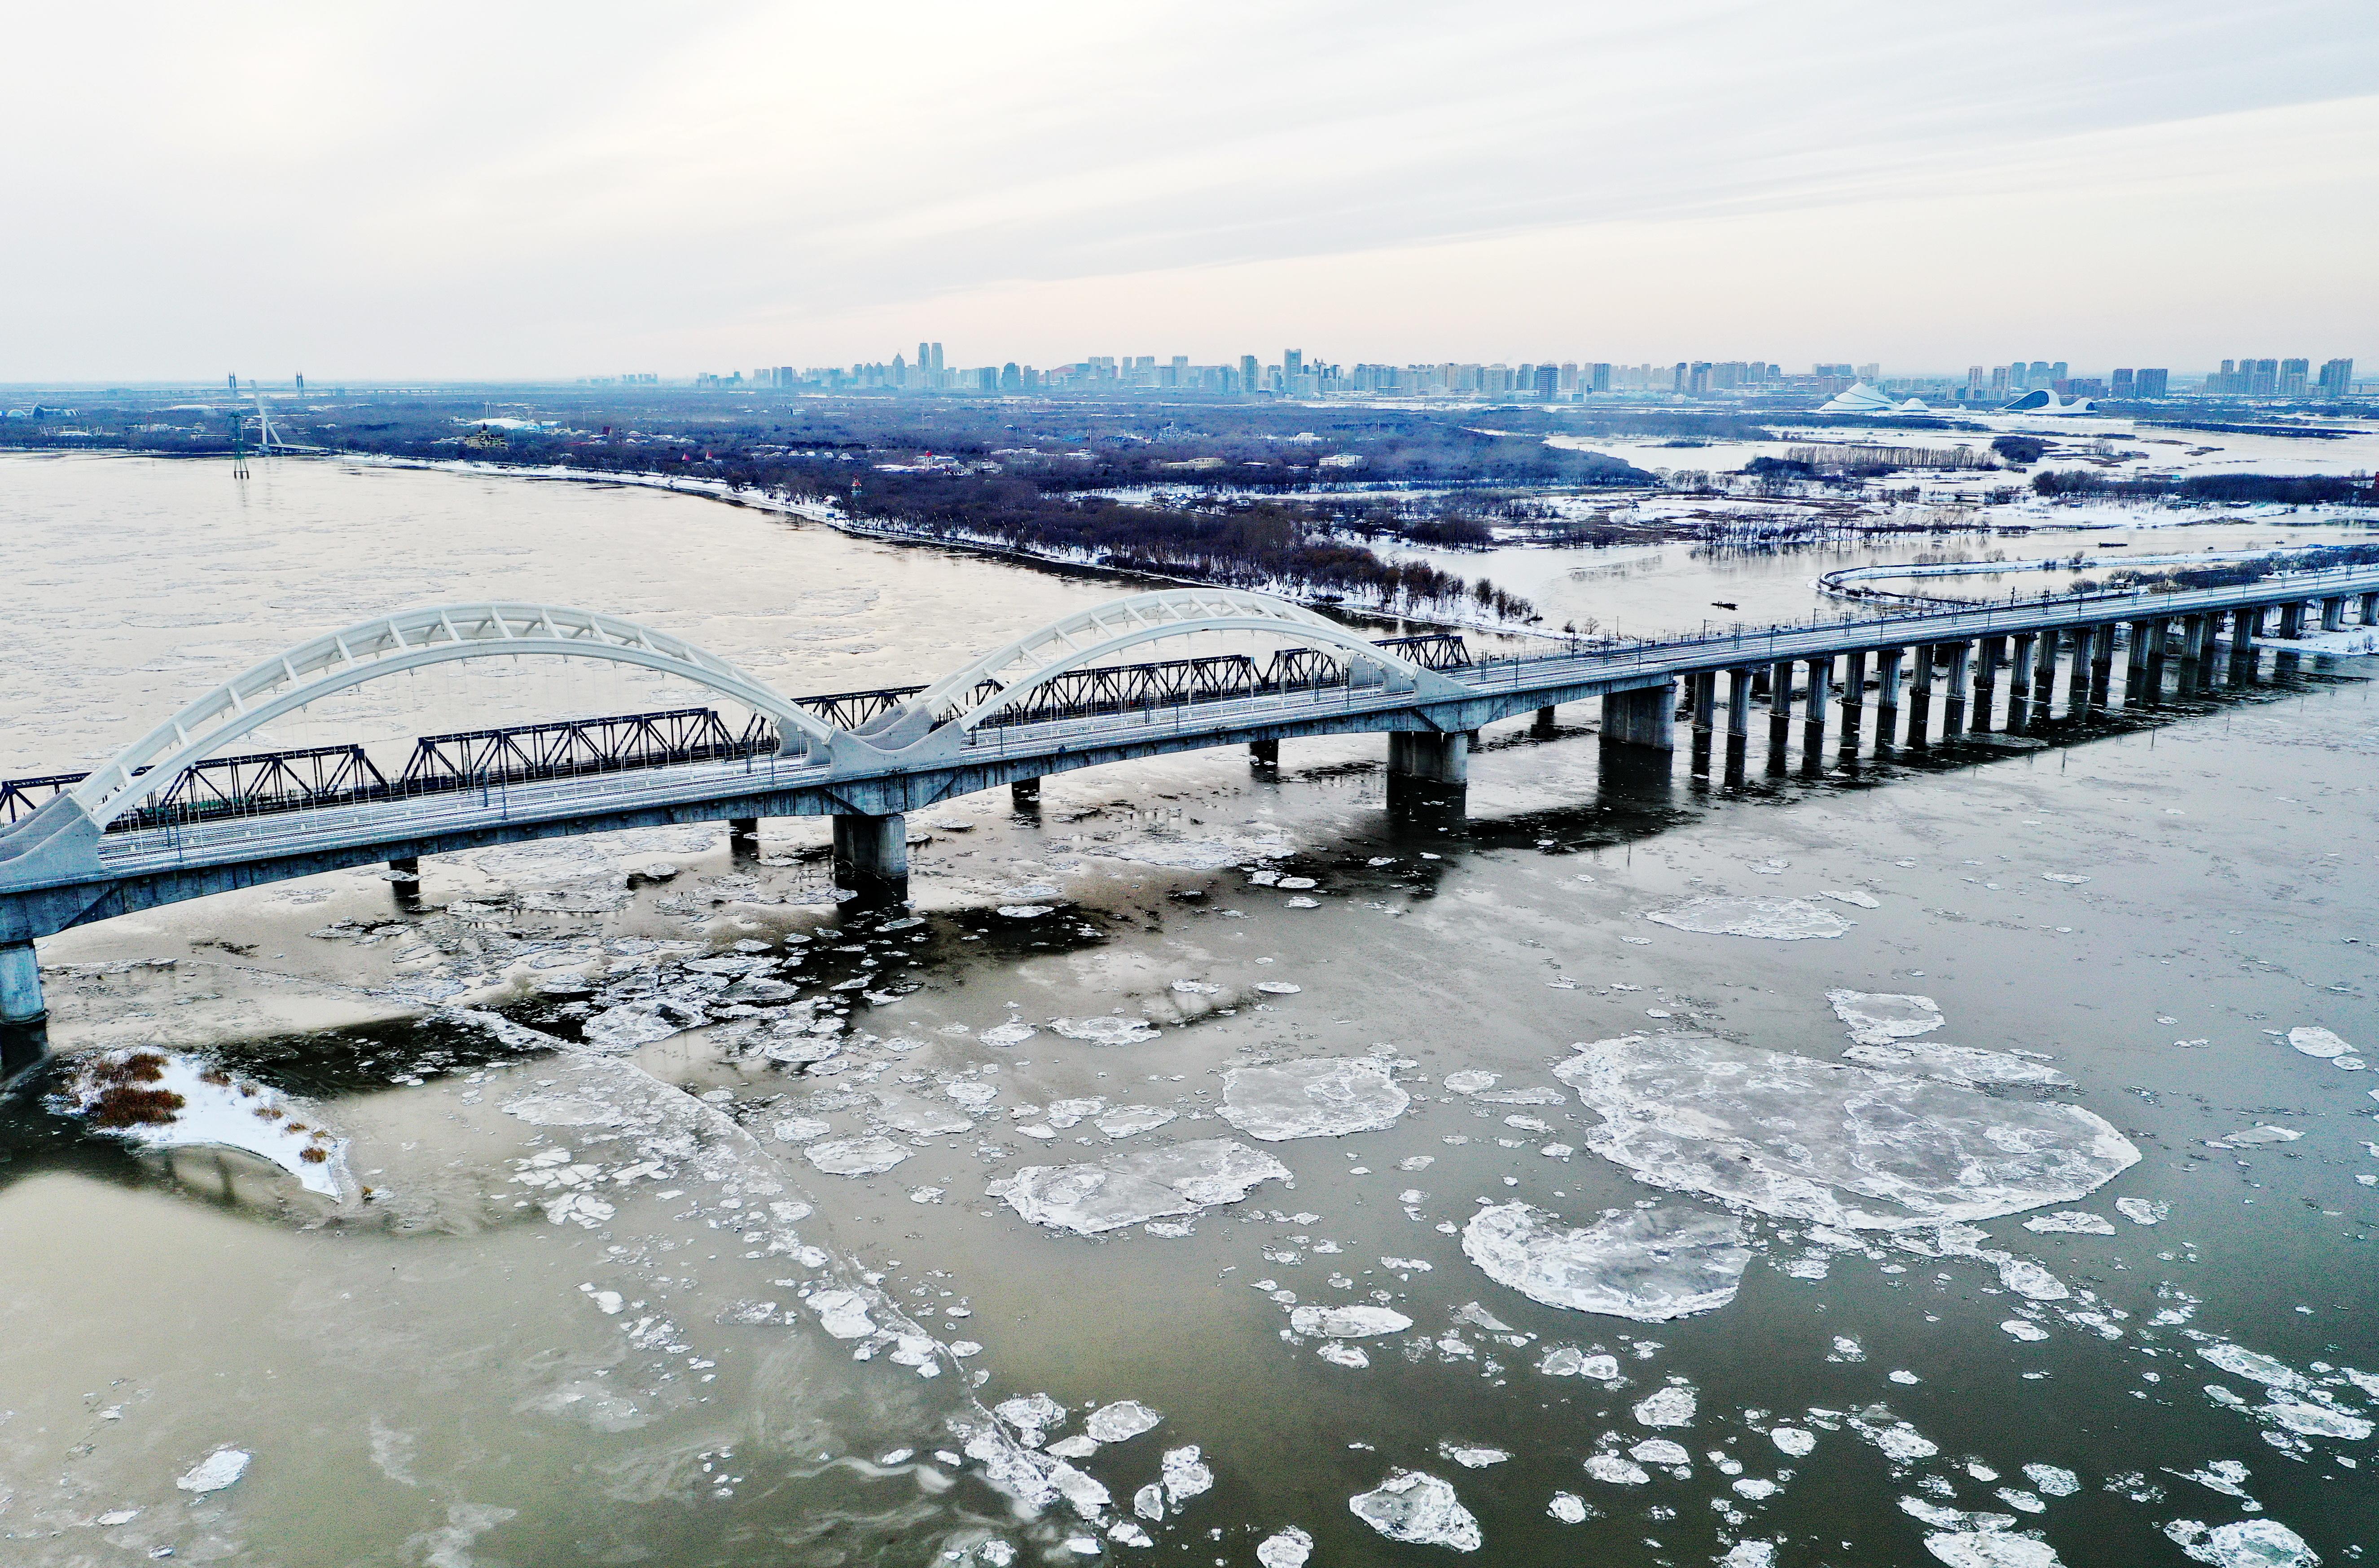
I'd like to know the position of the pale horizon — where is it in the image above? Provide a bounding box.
[4,0,2374,382]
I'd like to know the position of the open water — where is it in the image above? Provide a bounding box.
[2,453,2373,1568]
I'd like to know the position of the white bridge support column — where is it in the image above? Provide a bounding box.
[832,813,908,891]
[1724,669,1754,784]
[1874,647,1904,747]
[0,941,44,1025]
[1600,684,1676,752]
[1943,642,1972,736]
[1388,731,1469,784]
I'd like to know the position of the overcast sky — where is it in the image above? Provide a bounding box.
[4,1,2372,381]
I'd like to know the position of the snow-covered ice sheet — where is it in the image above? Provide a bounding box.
[1348,1470,1482,1550]
[56,1050,354,1199]
[1645,897,1851,940]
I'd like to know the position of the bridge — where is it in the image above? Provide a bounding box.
[4,571,2377,1059]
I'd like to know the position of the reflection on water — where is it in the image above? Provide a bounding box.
[1,454,2374,1566]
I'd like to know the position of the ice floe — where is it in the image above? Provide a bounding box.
[1822,889,1883,908]
[2023,1211,2115,1236]
[1086,1401,1163,1443]
[1290,1304,1413,1337]
[1219,1057,1409,1141]
[1582,1452,1650,1485]
[1348,1470,1482,1550]
[805,1136,913,1177]
[1554,1032,2139,1230]
[1461,1202,1750,1321]
[175,1448,251,1494]
[1255,1526,1314,1568]
[1828,990,1945,1045]
[1771,1427,1816,1457]
[1998,1260,2071,1302]
[1437,1442,1510,1468]
[1644,897,1851,940]
[1050,1016,1160,1046]
[2208,1126,2300,1149]
[1162,1445,1213,1505]
[1095,1105,1176,1137]
[1923,1532,2063,1568]
[990,1138,1289,1234]
[1632,1384,1698,1427]
[55,1050,353,1199]
[2164,1519,2318,1568]
[1547,1493,1590,1523]
[980,1022,1037,1048]
[2287,1026,2354,1059]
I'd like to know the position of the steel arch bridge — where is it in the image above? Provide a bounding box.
[4,567,2379,1038]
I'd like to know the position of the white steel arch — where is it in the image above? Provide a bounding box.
[68,604,837,829]
[902,589,1448,733]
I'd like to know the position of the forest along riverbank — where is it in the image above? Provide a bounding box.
[0,452,2372,1568]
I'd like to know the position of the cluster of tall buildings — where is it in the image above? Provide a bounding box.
[678,345,2360,402]
[2199,357,2354,397]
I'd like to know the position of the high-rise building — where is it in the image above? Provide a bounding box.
[2135,369,2168,397]
[1990,365,2011,395]
[2318,358,2354,396]
[1588,363,1612,392]
[1856,362,1879,383]
[1283,349,1303,384]
[1532,364,1559,399]
[2111,369,2134,397]
[2278,357,2309,397]
[1241,354,1260,394]
[2247,358,2278,396]
[2028,360,2052,387]
[1001,362,1021,391]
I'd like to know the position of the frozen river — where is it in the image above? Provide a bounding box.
[1,453,2373,1567]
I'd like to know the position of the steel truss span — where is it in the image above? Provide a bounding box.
[3,571,2377,967]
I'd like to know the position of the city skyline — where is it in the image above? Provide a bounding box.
[3,2,2375,380]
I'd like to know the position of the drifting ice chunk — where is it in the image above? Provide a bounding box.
[980,1022,1037,1048]
[2001,1320,2050,1342]
[2287,1027,2354,1059]
[993,1139,1289,1234]
[1290,1304,1413,1338]
[1828,990,1945,1045]
[771,1116,832,1144]
[1162,1445,1214,1505]
[1255,982,1303,996]
[2023,1211,2115,1236]
[1923,1533,2064,1568]
[2116,1198,2168,1226]
[807,1290,877,1339]
[1086,1401,1163,1443]
[2023,1465,2080,1498]
[1844,1043,2073,1088]
[1348,1470,1482,1551]
[2164,1519,2318,1568]
[1632,1385,1697,1428]
[1051,1016,1161,1046]
[1220,1058,1410,1140]
[1095,1105,1176,1137]
[1771,1427,1816,1457]
[876,1094,972,1136]
[2210,1126,2299,1148]
[1548,1493,1590,1523]
[1822,889,1883,908]
[1462,1202,1750,1321]
[1438,1443,1510,1468]
[995,1393,1066,1445]
[175,1448,251,1494]
[1553,1032,2139,1230]
[1255,1526,1314,1568]
[2259,1401,2372,1440]
[1583,1453,1650,1485]
[1629,1438,1689,1466]
[805,1136,913,1177]
[1998,1260,2070,1301]
[1644,897,1850,940]
[1444,1071,1499,1094]
[581,1002,699,1050]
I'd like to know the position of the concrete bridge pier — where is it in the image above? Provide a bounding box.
[2141,620,2168,702]
[1906,645,1934,748]
[1601,685,1675,752]
[1801,656,1830,773]
[1,941,45,1027]
[2124,620,2154,703]
[1532,705,1558,737]
[728,817,761,853]
[1838,650,1867,759]
[1766,661,1792,773]
[1725,669,1753,785]
[1689,672,1717,778]
[832,812,909,894]
[2360,590,2378,625]
[2031,628,2059,725]
[2087,625,2116,712]
[1388,731,1469,815]
[1943,641,1971,735]
[1248,739,1280,766]
[2007,633,2034,731]
[2226,610,2260,683]
[1973,637,2003,733]
[2276,602,2304,639]
[2322,596,2347,632]
[2066,628,2094,715]
[1010,776,1042,809]
[1874,647,1904,749]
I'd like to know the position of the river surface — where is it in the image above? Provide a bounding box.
[2,453,2375,1568]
